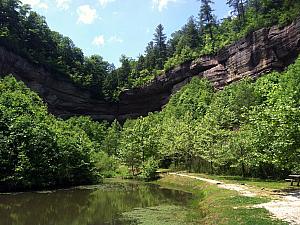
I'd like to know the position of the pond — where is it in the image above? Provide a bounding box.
[0,180,194,225]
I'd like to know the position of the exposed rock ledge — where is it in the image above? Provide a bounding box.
[0,19,300,121]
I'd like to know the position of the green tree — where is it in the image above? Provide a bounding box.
[119,120,143,176]
[117,55,132,88]
[82,55,110,94]
[176,16,202,52]
[67,116,108,151]
[102,120,121,156]
[144,41,157,70]
[199,0,217,49]
[164,77,214,120]
[153,24,167,69]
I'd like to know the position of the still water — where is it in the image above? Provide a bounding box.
[0,181,192,225]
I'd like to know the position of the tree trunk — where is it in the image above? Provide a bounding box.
[240,147,245,177]
[131,165,135,177]
[209,25,214,50]
[241,162,245,178]
[239,0,245,21]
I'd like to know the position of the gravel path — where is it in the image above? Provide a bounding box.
[169,173,256,197]
[169,172,300,225]
[255,191,300,225]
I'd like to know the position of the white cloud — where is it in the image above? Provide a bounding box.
[21,0,39,5]
[77,5,98,24]
[93,35,105,47]
[99,0,115,8]
[108,35,123,43]
[56,0,71,10]
[38,2,48,9]
[92,35,123,47]
[152,0,177,12]
[21,0,48,9]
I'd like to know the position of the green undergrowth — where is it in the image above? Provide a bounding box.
[122,205,200,225]
[151,175,288,225]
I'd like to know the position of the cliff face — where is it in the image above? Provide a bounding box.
[118,19,300,120]
[1,19,300,121]
[0,49,117,120]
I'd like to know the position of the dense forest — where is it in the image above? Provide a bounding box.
[1,0,300,101]
[1,0,300,190]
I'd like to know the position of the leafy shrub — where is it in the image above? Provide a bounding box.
[115,165,131,179]
[140,158,159,181]
[164,47,198,71]
[93,151,118,178]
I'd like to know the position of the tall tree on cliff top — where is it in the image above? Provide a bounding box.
[227,0,246,25]
[199,0,216,49]
[249,0,260,14]
[182,16,202,50]
[153,24,167,69]
[144,41,157,70]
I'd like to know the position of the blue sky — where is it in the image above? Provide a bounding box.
[21,0,229,66]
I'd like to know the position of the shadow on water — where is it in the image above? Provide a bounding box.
[0,182,192,225]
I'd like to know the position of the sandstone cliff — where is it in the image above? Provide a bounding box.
[0,18,300,121]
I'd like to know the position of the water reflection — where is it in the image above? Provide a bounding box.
[0,181,191,225]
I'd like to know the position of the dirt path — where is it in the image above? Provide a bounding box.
[169,172,300,225]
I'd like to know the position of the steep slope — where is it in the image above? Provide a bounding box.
[0,18,300,121]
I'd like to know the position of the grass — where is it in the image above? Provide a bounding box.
[152,174,288,225]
